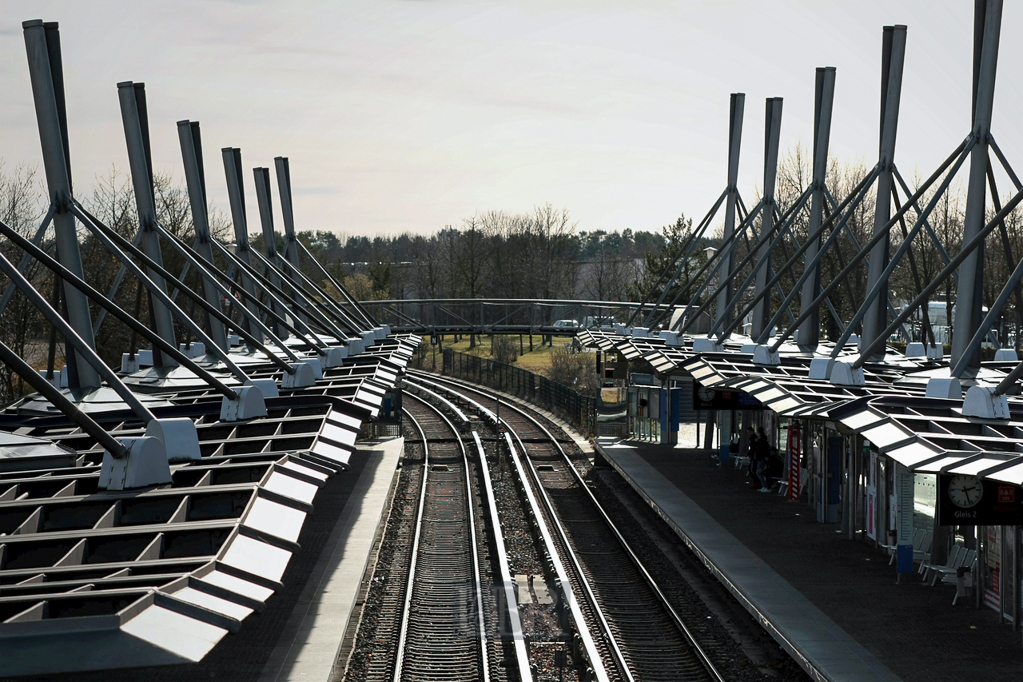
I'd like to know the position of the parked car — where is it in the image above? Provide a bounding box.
[583,316,616,329]
[553,319,579,329]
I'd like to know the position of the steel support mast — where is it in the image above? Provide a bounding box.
[952,0,1002,375]
[713,93,744,333]
[118,81,178,365]
[275,156,309,325]
[179,120,229,352]
[750,97,783,341]
[795,67,836,350]
[222,147,262,342]
[254,167,289,339]
[860,25,906,361]
[23,20,101,388]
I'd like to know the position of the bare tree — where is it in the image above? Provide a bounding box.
[411,234,447,300]
[448,215,490,299]
[0,161,47,404]
[582,247,637,302]
[523,203,578,299]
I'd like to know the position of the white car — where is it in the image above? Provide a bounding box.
[553,319,579,329]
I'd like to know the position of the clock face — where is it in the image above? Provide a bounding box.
[948,475,984,509]
[697,386,715,402]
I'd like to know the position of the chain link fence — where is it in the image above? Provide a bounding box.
[425,348,596,436]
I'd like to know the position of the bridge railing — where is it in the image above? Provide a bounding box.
[433,348,596,436]
[360,298,645,335]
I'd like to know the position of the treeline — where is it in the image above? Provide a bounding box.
[280,205,675,304]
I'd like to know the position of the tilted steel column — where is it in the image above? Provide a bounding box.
[713,93,744,332]
[254,167,289,339]
[22,20,100,389]
[274,156,309,324]
[274,157,302,272]
[860,26,906,361]
[118,82,177,365]
[178,121,228,351]
[952,0,1002,374]
[795,67,836,349]
[223,148,261,340]
[750,97,783,341]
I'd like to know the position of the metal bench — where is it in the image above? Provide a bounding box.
[919,544,965,584]
[882,528,929,565]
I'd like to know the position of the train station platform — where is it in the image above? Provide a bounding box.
[595,438,1023,682]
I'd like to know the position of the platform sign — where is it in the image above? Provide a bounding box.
[787,423,801,500]
[896,467,915,574]
[936,475,1023,526]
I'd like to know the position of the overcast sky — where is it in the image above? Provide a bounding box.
[3,1,1022,239]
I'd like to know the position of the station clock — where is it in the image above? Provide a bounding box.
[947,474,984,509]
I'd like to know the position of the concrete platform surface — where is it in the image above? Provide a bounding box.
[259,437,403,681]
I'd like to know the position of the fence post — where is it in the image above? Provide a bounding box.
[444,349,600,434]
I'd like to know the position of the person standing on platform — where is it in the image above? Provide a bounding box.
[755,426,771,492]
[745,426,759,489]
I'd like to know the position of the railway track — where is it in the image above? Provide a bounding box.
[347,391,498,682]
[406,371,726,682]
[393,394,491,681]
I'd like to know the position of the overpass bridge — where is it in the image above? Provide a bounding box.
[359,298,657,336]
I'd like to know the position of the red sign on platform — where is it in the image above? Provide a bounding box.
[787,424,801,501]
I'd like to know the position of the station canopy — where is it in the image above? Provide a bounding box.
[579,329,1023,482]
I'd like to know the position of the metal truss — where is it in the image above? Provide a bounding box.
[0,19,417,677]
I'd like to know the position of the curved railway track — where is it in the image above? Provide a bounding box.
[395,394,491,682]
[351,391,496,682]
[406,370,726,682]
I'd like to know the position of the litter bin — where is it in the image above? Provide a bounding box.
[719,442,730,465]
[956,566,973,602]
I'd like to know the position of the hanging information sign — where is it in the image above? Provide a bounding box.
[936,475,1023,526]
